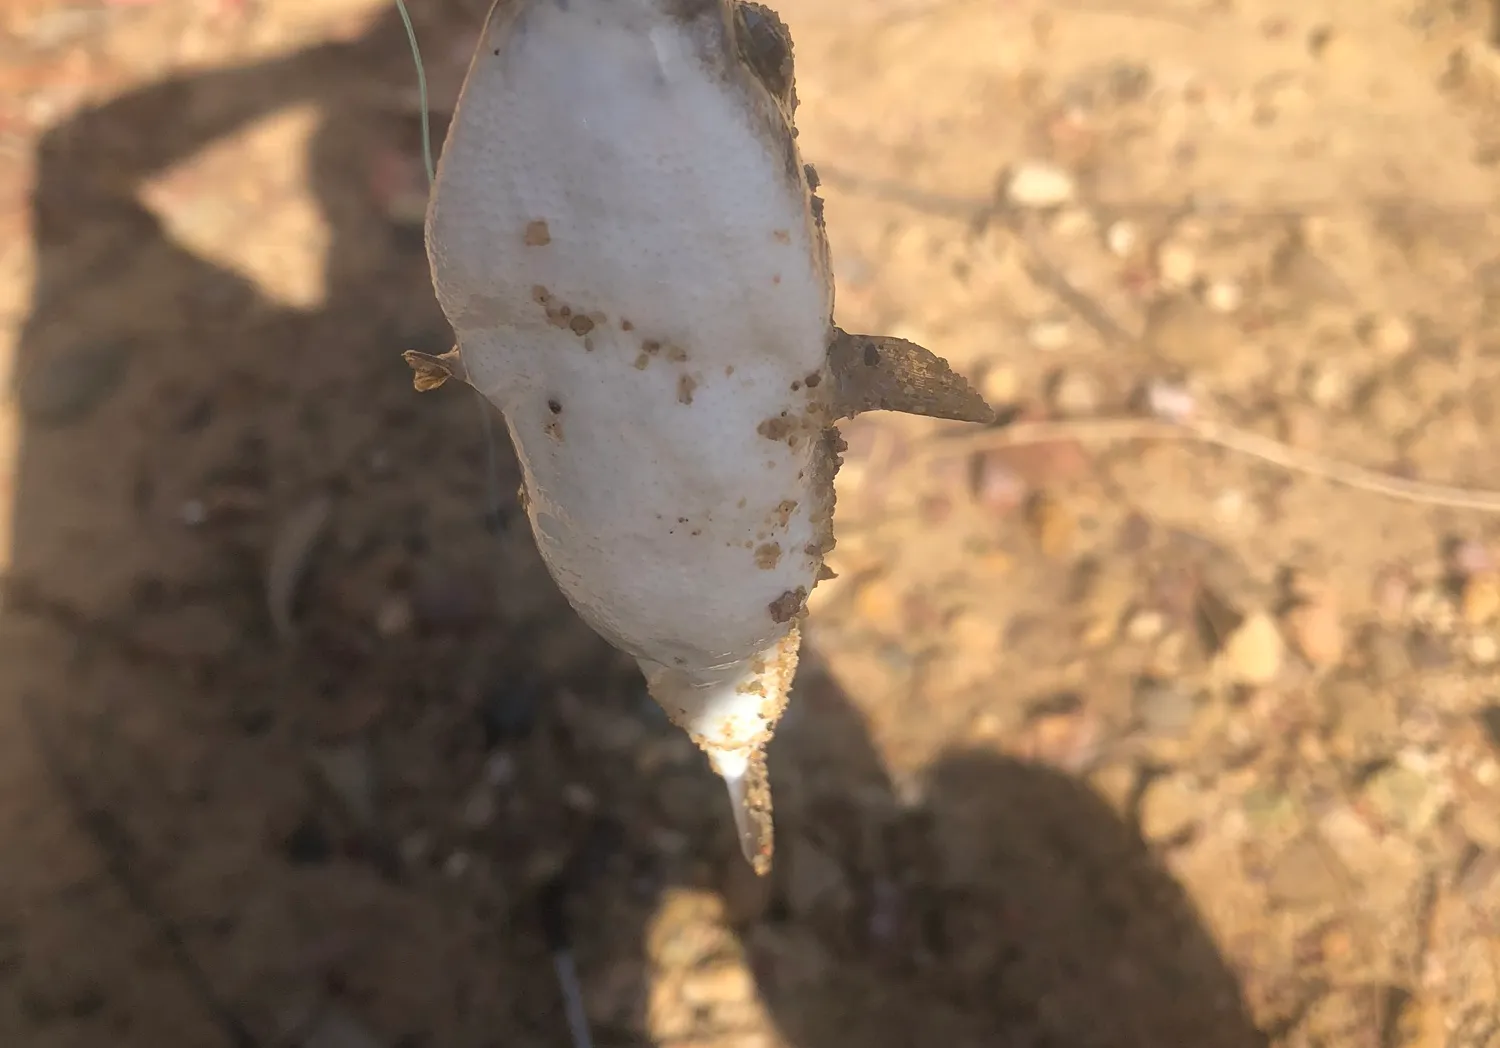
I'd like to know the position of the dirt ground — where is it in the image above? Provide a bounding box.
[2,0,1500,1045]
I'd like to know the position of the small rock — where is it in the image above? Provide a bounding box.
[1362,760,1445,835]
[1461,571,1500,626]
[1322,674,1398,764]
[1218,611,1284,686]
[483,751,516,786]
[1265,835,1348,909]
[1371,566,1410,623]
[1139,773,1202,843]
[563,783,597,812]
[1133,677,1198,735]
[301,1007,388,1048]
[311,742,378,829]
[1305,364,1348,409]
[1285,596,1345,667]
[1027,707,1102,772]
[1005,160,1076,208]
[971,454,1027,514]
[1089,760,1138,811]
[1203,278,1243,313]
[1049,369,1099,417]
[1408,585,1457,634]
[1361,314,1414,358]
[1155,240,1197,290]
[1143,378,1197,422]
[461,784,497,828]
[374,595,413,637]
[1106,220,1139,257]
[1124,609,1165,642]
[1450,539,1495,577]
[852,573,903,630]
[1407,629,1452,669]
[980,362,1018,405]
[1467,633,1499,666]
[1025,491,1075,558]
[1212,489,1247,526]
[399,831,431,867]
[1026,317,1072,351]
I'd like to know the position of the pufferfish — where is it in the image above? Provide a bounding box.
[411,0,993,874]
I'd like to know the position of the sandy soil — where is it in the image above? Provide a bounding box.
[2,0,1500,1046]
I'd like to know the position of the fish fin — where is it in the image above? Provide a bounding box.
[638,627,799,875]
[826,328,995,424]
[402,346,469,392]
[716,747,774,876]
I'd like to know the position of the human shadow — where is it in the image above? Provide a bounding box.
[2,7,1265,1048]
[548,661,1269,1048]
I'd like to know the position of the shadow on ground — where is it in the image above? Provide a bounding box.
[0,8,1265,1048]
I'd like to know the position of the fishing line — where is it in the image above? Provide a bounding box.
[394,9,592,1048]
[394,0,506,529]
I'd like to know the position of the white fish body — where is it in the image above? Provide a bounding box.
[417,0,991,873]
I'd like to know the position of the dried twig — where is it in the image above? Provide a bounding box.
[920,416,1500,514]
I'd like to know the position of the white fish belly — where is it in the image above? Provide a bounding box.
[427,2,834,672]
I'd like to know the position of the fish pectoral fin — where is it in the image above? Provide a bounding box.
[402,346,470,392]
[827,328,995,424]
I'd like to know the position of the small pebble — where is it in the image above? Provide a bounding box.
[1362,314,1414,358]
[1133,677,1197,735]
[1026,317,1072,351]
[311,742,378,829]
[972,454,1027,514]
[1265,835,1348,909]
[1155,241,1197,289]
[1462,572,1500,626]
[1371,566,1410,623]
[1005,160,1076,208]
[1139,773,1202,842]
[1306,365,1348,409]
[483,751,516,786]
[1219,611,1284,686]
[1468,633,1499,666]
[1049,369,1099,416]
[1285,596,1345,667]
[1452,539,1496,577]
[1106,220,1139,257]
[461,785,497,828]
[1025,491,1075,557]
[1052,206,1095,238]
[300,1007,388,1048]
[980,362,1018,405]
[1212,489,1247,525]
[400,831,431,866]
[375,595,414,637]
[563,782,597,812]
[1125,609,1165,642]
[1143,378,1197,422]
[1203,278,1243,313]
